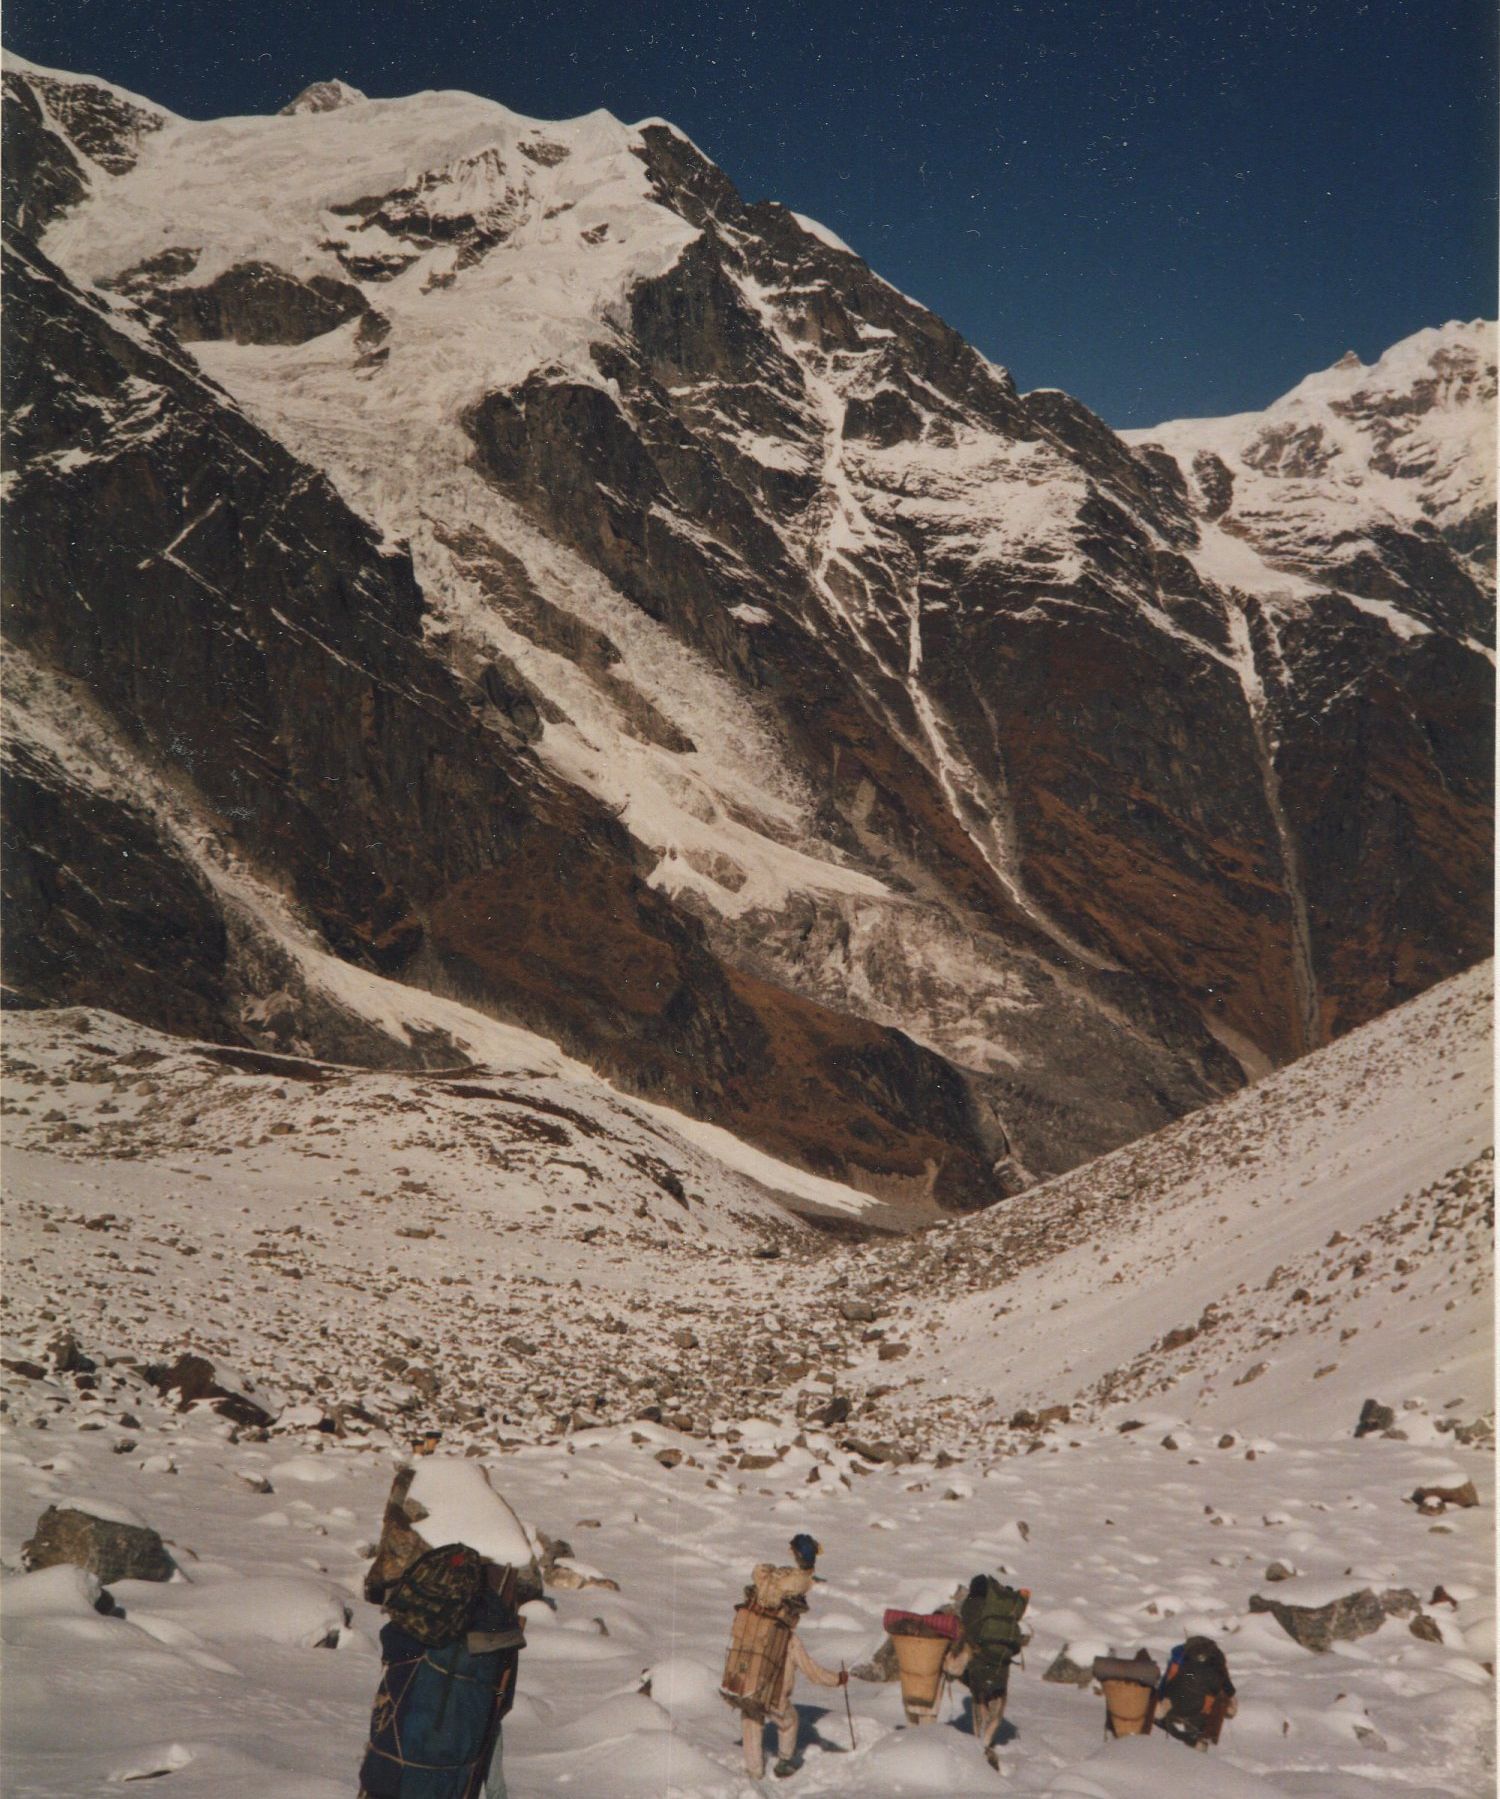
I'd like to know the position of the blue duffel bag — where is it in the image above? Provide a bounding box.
[359,1604,522,1799]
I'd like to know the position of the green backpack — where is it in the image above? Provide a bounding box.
[960,1577,1028,1689]
[384,1543,487,1647]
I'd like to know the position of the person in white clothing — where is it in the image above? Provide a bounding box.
[739,1534,847,1781]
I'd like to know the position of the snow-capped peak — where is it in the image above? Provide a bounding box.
[1125,317,1497,572]
[1274,317,1495,415]
[279,78,367,116]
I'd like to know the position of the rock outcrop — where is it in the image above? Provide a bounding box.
[0,221,1009,1207]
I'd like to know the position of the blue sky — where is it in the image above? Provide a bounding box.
[8,0,1496,426]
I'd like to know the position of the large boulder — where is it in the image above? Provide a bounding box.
[23,1503,174,1584]
[1249,1584,1421,1652]
[145,1353,275,1429]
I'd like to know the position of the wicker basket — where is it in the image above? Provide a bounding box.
[721,1602,792,1722]
[1101,1677,1156,1737]
[893,1631,949,1719]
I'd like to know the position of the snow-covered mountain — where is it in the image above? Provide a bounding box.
[2,51,1493,1201]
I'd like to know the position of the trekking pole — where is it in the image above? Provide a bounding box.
[841,1664,856,1750]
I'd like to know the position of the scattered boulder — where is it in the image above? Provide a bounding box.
[851,1636,899,1682]
[23,1504,174,1584]
[844,1436,900,1465]
[537,1530,619,1592]
[1355,1398,1396,1438]
[44,1329,96,1375]
[545,1560,620,1591]
[840,1300,879,1324]
[1042,1645,1095,1686]
[1265,1561,1297,1583]
[1409,1614,1443,1643]
[1411,1480,1480,1512]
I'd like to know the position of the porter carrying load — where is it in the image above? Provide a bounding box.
[1092,1650,1161,1738]
[724,1535,847,1780]
[359,1548,525,1799]
[948,1576,1030,1770]
[1156,1636,1238,1751]
[882,1609,963,1725]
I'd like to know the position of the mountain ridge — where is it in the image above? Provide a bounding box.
[2,51,1492,1202]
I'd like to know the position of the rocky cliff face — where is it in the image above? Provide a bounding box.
[2,52,1492,1198]
[0,224,1006,1208]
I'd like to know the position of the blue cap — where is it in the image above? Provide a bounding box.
[790,1534,820,1568]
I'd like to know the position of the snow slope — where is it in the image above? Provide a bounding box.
[853,959,1494,1451]
[1,965,1491,1795]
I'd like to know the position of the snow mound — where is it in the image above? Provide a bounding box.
[860,1727,1000,1792]
[1045,1733,1285,1794]
[0,1563,105,1620]
[645,1655,725,1717]
[114,1574,347,1648]
[406,1458,532,1566]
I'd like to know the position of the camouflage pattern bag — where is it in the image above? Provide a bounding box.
[384,1543,486,1647]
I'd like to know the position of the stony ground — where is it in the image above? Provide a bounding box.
[1,964,1493,1793]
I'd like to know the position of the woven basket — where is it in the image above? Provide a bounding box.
[1102,1677,1155,1737]
[893,1631,949,1713]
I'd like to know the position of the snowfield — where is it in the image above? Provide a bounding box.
[1,964,1492,1795]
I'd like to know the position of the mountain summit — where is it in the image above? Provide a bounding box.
[2,53,1492,1203]
[280,78,368,115]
